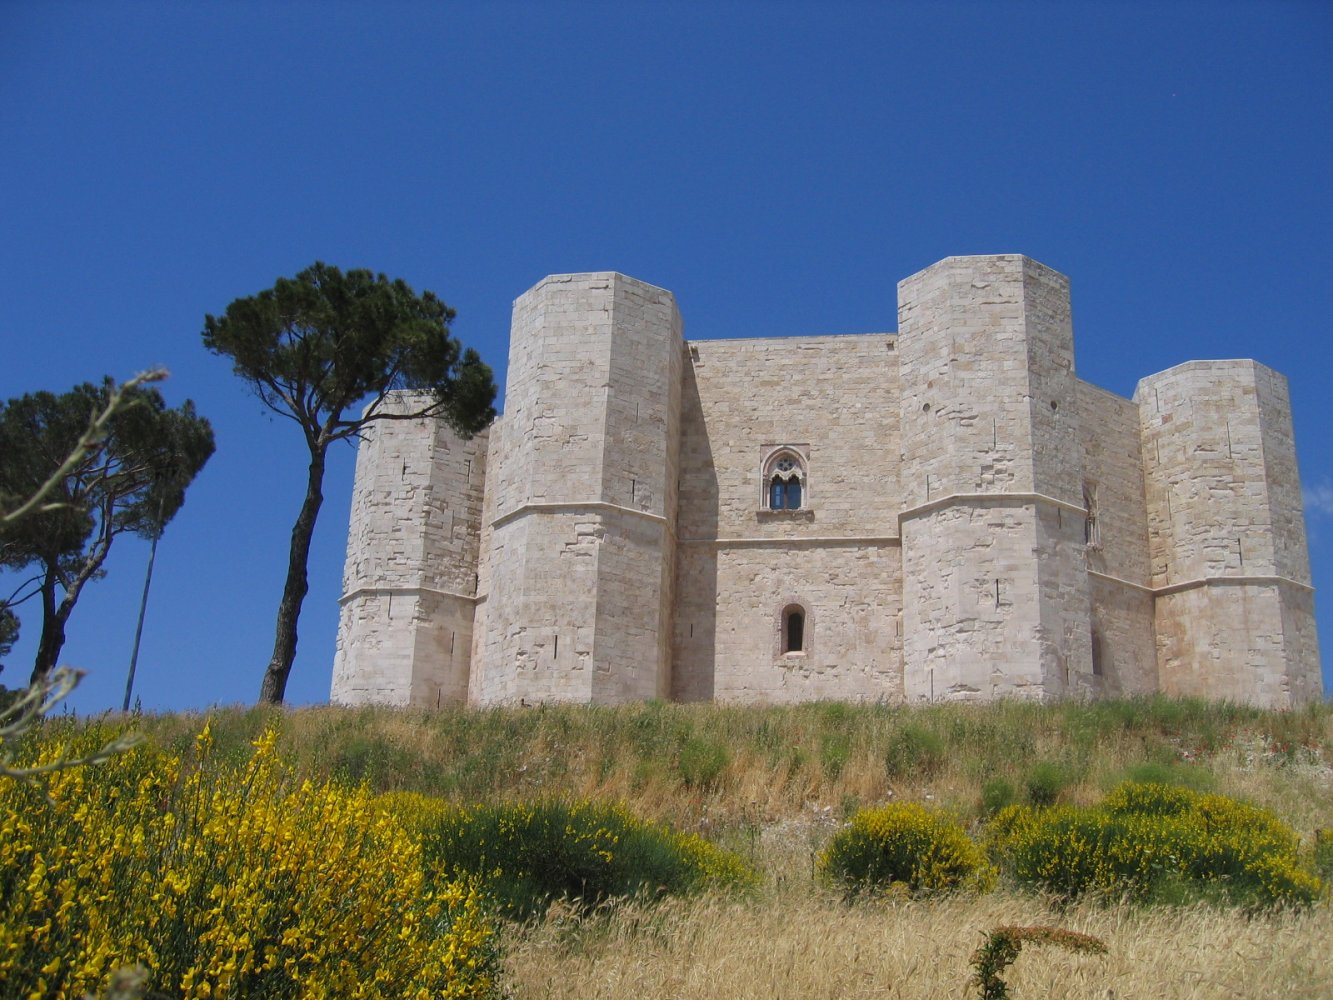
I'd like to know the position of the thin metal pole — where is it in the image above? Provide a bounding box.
[123,529,159,712]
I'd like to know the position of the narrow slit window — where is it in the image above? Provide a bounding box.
[1083,482,1101,550]
[784,609,805,653]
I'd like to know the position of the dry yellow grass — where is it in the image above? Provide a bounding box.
[504,810,1332,999]
[504,886,1332,999]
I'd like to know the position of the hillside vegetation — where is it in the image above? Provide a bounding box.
[119,694,1332,833]
[22,696,1333,998]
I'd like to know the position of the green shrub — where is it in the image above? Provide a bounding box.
[818,802,996,896]
[417,798,756,921]
[986,782,1323,908]
[678,736,730,788]
[980,778,1017,817]
[1024,760,1070,806]
[817,701,852,727]
[1101,779,1196,817]
[884,723,946,781]
[627,700,687,758]
[331,731,418,786]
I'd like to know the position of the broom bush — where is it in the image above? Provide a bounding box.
[986,781,1323,907]
[0,722,499,999]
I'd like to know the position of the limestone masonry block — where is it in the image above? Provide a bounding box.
[333,256,1320,710]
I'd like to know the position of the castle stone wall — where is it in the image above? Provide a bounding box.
[1077,382,1157,696]
[332,255,1321,710]
[672,333,902,703]
[704,544,903,703]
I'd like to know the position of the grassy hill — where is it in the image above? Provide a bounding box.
[45,696,1333,997]
[124,694,1332,831]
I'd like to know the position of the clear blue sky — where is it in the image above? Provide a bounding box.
[2,1,1329,712]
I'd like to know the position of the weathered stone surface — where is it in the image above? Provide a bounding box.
[897,256,1092,702]
[332,255,1321,710]
[1136,360,1320,706]
[332,396,487,707]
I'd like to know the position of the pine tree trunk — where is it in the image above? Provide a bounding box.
[31,570,68,684]
[29,532,111,685]
[259,446,326,704]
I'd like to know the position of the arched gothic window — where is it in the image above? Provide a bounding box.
[764,450,805,511]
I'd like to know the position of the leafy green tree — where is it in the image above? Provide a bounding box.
[0,379,214,683]
[0,372,154,787]
[203,263,496,704]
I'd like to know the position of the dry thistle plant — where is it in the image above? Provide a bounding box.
[970,924,1107,1000]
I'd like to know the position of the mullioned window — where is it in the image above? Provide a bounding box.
[763,449,807,511]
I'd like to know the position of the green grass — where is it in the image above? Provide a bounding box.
[47,695,1331,837]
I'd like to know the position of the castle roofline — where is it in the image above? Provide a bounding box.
[686,331,896,347]
[1133,358,1276,399]
[514,271,675,304]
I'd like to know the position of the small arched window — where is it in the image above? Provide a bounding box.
[764,450,806,511]
[783,605,805,654]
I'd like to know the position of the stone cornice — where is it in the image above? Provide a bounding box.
[1086,570,1154,594]
[339,585,478,605]
[490,501,668,531]
[898,491,1087,524]
[1154,574,1315,596]
[679,534,901,547]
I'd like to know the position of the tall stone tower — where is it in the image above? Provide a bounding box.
[897,255,1093,700]
[1136,361,1320,706]
[331,395,488,707]
[471,273,683,703]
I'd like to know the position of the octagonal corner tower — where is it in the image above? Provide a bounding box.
[1135,359,1320,707]
[896,255,1093,701]
[470,272,684,704]
[332,392,488,708]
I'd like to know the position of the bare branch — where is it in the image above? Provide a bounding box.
[360,397,454,423]
[3,574,43,608]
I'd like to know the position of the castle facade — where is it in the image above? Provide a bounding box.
[332,255,1321,709]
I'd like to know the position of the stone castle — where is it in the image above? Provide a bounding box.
[332,254,1321,710]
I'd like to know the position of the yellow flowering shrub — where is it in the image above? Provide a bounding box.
[0,722,499,999]
[986,781,1323,907]
[417,798,757,921]
[818,802,997,896]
